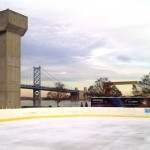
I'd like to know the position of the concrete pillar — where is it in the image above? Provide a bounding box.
[0,9,28,108]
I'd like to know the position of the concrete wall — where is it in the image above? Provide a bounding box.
[0,9,28,36]
[0,107,150,122]
[0,30,21,108]
[0,9,27,108]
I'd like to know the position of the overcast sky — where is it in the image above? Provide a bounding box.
[1,0,150,93]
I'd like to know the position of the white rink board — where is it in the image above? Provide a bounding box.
[0,107,150,121]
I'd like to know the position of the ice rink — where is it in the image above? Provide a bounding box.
[0,117,150,150]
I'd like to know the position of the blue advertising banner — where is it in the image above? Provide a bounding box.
[91,97,150,107]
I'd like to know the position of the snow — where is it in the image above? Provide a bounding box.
[0,117,150,150]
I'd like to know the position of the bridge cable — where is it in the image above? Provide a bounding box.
[41,67,74,90]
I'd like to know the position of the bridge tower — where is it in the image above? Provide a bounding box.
[0,9,28,108]
[33,66,41,107]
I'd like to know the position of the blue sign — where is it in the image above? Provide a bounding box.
[144,109,150,113]
[91,97,150,107]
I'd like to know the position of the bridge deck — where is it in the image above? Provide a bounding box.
[20,84,79,93]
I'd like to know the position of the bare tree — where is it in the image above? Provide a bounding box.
[88,78,122,97]
[47,82,70,107]
[134,73,150,97]
[132,84,141,96]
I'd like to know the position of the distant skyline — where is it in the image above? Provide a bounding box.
[1,0,150,94]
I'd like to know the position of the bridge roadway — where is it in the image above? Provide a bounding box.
[20,84,79,93]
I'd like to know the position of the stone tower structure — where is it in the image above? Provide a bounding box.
[0,9,28,108]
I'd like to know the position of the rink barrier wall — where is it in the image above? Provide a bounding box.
[0,107,150,122]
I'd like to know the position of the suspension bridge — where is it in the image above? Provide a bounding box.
[21,66,79,107]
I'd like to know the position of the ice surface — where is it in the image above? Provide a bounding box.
[0,117,150,150]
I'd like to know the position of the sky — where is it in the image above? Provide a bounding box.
[1,0,150,94]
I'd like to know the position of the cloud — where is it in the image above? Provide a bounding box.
[1,0,150,92]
